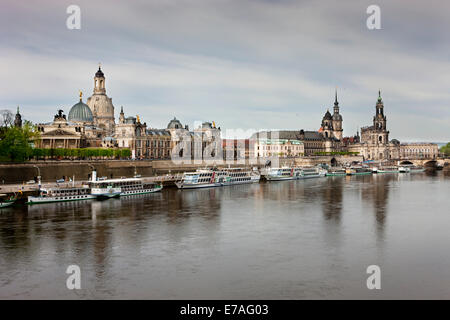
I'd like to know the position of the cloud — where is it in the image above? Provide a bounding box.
[0,0,449,141]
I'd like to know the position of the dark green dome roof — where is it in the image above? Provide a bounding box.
[68,99,93,122]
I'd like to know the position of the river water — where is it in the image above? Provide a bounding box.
[0,171,449,299]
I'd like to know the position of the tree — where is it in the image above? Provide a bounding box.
[0,109,14,128]
[0,123,40,162]
[440,142,450,156]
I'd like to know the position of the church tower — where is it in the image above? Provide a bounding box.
[119,106,125,124]
[331,90,343,140]
[321,109,333,139]
[86,65,115,134]
[14,106,22,128]
[372,90,389,144]
[93,66,106,95]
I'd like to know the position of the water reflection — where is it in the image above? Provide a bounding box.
[0,172,449,299]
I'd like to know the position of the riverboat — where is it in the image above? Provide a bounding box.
[399,165,425,173]
[88,171,121,199]
[300,167,327,179]
[222,168,261,185]
[27,187,94,204]
[115,178,163,196]
[378,166,400,173]
[326,168,347,176]
[0,193,17,208]
[265,167,302,181]
[175,169,227,189]
[345,167,373,175]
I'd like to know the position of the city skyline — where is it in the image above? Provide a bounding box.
[1,0,449,142]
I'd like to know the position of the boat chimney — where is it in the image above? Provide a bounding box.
[91,170,97,182]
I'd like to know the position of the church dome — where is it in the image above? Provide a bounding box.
[95,66,104,78]
[167,117,183,129]
[68,99,93,123]
[332,113,342,121]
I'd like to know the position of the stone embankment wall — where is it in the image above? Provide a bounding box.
[0,156,363,184]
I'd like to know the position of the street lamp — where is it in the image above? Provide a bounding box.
[32,165,41,190]
[87,164,96,181]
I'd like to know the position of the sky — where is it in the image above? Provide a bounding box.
[0,0,449,142]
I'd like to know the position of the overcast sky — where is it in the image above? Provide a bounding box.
[0,0,449,141]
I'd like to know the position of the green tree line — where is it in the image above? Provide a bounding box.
[0,121,40,162]
[31,148,131,160]
[314,151,360,156]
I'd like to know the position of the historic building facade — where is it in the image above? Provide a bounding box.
[347,91,438,160]
[35,110,85,149]
[115,107,171,159]
[251,92,344,157]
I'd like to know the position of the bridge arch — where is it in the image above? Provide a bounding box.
[400,160,413,165]
[424,160,437,168]
[330,157,337,167]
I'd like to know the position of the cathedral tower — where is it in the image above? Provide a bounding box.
[331,90,343,140]
[372,90,389,144]
[321,109,333,139]
[14,106,22,128]
[86,65,115,134]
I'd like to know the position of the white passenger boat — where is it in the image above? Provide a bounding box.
[378,166,400,173]
[116,178,163,196]
[265,166,326,181]
[265,167,303,181]
[300,167,327,179]
[345,167,372,175]
[88,171,121,199]
[399,164,425,173]
[409,165,426,173]
[175,169,227,189]
[222,168,261,185]
[27,187,94,204]
[0,193,17,208]
[326,168,347,176]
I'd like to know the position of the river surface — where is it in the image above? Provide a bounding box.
[0,171,449,299]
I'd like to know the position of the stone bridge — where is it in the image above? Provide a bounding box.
[395,158,449,168]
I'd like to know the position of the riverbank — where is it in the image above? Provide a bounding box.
[0,155,367,184]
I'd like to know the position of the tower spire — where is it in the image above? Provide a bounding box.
[335,88,338,104]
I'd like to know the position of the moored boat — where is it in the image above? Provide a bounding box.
[175,169,226,189]
[0,193,17,208]
[345,167,372,175]
[27,187,94,204]
[399,164,425,173]
[222,168,261,185]
[265,167,302,181]
[116,178,163,196]
[300,166,327,179]
[326,168,347,176]
[378,166,400,173]
[88,171,121,199]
